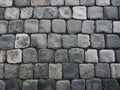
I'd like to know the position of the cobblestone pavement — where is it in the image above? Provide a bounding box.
[0,0,120,90]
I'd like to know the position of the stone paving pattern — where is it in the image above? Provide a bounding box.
[0,0,120,90]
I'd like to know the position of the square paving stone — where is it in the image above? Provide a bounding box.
[63,63,79,79]
[14,0,30,7]
[31,0,49,6]
[62,35,77,48]
[96,0,110,6]
[99,50,115,63]
[72,79,85,90]
[4,64,18,79]
[112,0,120,6]
[38,79,55,90]
[0,8,4,19]
[104,7,118,19]
[0,51,6,63]
[113,21,120,33]
[34,63,48,79]
[19,64,33,79]
[31,34,47,48]
[80,0,95,6]
[96,63,110,78]
[8,20,23,33]
[67,20,82,34]
[55,49,68,63]
[56,80,70,90]
[111,64,120,78]
[0,0,13,7]
[25,19,38,33]
[69,48,84,63]
[91,34,105,48]
[49,64,62,79]
[65,0,79,6]
[96,20,112,33]
[50,0,64,6]
[0,20,8,34]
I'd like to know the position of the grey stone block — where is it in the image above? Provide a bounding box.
[55,49,68,63]
[72,79,85,90]
[99,50,115,63]
[15,34,30,48]
[4,8,20,19]
[65,0,79,6]
[91,34,105,48]
[96,0,110,6]
[85,49,98,63]
[52,19,66,33]
[96,63,110,78]
[106,34,120,48]
[82,20,95,34]
[23,80,38,90]
[0,51,6,63]
[69,48,84,63]
[112,0,120,6]
[116,50,120,63]
[25,19,38,33]
[39,20,51,33]
[111,64,120,78]
[73,6,86,19]
[7,49,22,63]
[50,0,64,6]
[0,80,5,90]
[0,8,4,19]
[0,34,14,49]
[14,0,30,7]
[104,7,118,19]
[34,63,48,79]
[8,20,23,33]
[88,6,103,19]
[6,79,21,90]
[48,34,61,49]
[80,64,94,79]
[0,0,13,7]
[56,80,70,90]
[31,34,47,48]
[67,20,81,34]
[49,64,62,79]
[80,0,95,6]
[113,21,120,33]
[86,78,102,90]
[20,7,33,19]
[38,79,55,90]
[96,20,112,33]
[38,49,54,63]
[0,20,8,34]
[78,34,90,48]
[62,35,77,48]
[31,0,49,6]
[33,7,57,19]
[23,48,37,63]
[63,63,79,79]
[102,79,120,90]
[19,64,33,79]
[4,64,18,79]
[0,64,3,79]
[58,7,72,19]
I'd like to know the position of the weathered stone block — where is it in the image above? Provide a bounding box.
[0,8,4,19]
[65,0,79,6]
[80,0,95,6]
[111,64,120,78]
[0,51,6,63]
[0,64,3,79]
[96,0,110,6]
[31,0,49,6]
[50,0,64,6]
[113,21,120,33]
[0,80,5,90]
[0,0,13,7]
[0,20,8,34]
[14,0,30,7]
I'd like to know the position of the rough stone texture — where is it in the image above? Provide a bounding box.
[56,80,70,90]
[55,49,68,63]
[73,6,86,19]
[58,7,72,19]
[69,48,84,63]
[0,64,3,79]
[50,0,64,6]
[15,34,30,48]
[65,0,79,6]
[86,78,102,90]
[85,49,98,63]
[0,8,4,19]
[96,20,112,33]
[99,50,115,63]
[116,50,120,63]
[7,49,22,63]
[31,34,47,48]
[96,0,110,6]
[0,51,6,63]
[31,0,49,6]
[112,0,120,6]
[0,20,8,34]
[0,80,5,90]
[4,8,20,19]
[113,21,120,33]
[34,63,48,79]
[72,79,85,90]
[63,63,79,79]
[23,80,38,90]
[49,64,62,79]
[8,20,23,33]
[80,0,95,6]
[14,0,30,7]
[0,0,13,7]
[67,20,82,34]
[88,7,103,19]
[111,64,120,78]
[96,63,110,78]
[23,48,37,63]
[52,19,66,33]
